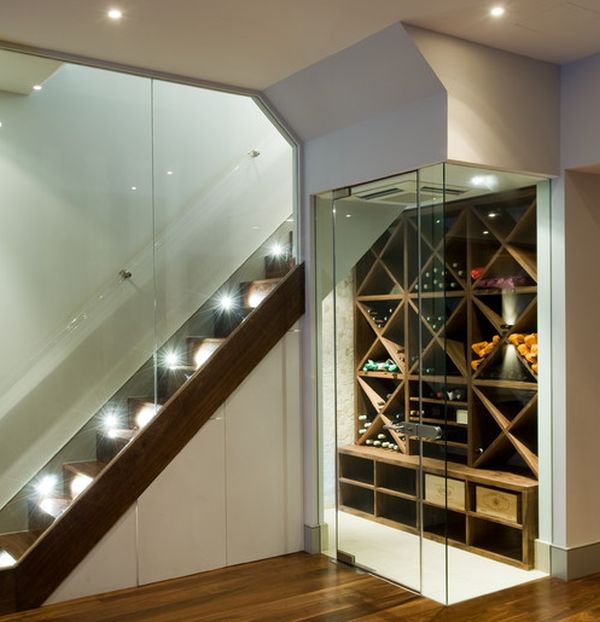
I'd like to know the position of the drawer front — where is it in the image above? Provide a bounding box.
[425,474,465,511]
[476,486,518,523]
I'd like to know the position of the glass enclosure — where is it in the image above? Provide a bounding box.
[316,163,550,604]
[0,49,295,566]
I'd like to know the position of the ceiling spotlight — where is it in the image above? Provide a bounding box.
[32,85,42,91]
[217,294,236,312]
[483,230,490,236]
[490,6,505,17]
[470,174,498,189]
[166,170,174,176]
[131,186,137,191]
[108,8,123,20]
[345,214,352,219]
[35,474,58,498]
[488,212,498,218]
[0,121,3,128]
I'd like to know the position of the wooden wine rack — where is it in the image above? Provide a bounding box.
[341,186,539,568]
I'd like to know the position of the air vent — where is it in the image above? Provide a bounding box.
[361,187,404,200]
[420,185,467,197]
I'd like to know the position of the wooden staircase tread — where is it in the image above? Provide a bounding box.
[63,461,105,478]
[0,531,36,559]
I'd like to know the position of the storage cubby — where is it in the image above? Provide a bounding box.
[339,482,374,515]
[469,517,523,562]
[376,462,416,496]
[339,185,540,569]
[377,492,417,528]
[339,454,374,485]
[423,505,467,544]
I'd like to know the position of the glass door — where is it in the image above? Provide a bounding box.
[327,167,450,599]
[317,163,551,605]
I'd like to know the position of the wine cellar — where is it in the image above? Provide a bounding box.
[338,186,539,569]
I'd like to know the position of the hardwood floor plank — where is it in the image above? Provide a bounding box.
[4,553,600,622]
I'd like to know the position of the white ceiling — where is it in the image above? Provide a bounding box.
[0,0,598,90]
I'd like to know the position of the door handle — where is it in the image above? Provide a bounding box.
[384,422,443,441]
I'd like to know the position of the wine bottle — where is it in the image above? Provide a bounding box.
[358,414,367,421]
[377,433,386,440]
[365,439,374,446]
[373,440,382,447]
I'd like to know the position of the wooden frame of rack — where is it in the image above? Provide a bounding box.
[344,186,539,568]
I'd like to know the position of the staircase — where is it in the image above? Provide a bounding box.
[0,243,305,614]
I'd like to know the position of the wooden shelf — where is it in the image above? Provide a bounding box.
[338,444,537,569]
[409,397,468,407]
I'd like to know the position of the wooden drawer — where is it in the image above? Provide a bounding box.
[425,474,465,511]
[476,486,519,523]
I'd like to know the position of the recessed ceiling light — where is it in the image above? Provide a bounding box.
[483,230,490,236]
[0,121,3,128]
[166,170,174,176]
[131,186,137,191]
[32,84,42,91]
[108,8,123,20]
[345,214,352,218]
[490,6,505,17]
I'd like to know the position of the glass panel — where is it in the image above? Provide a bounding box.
[317,163,551,605]
[331,172,423,593]
[443,163,550,604]
[0,56,154,556]
[315,192,337,559]
[417,164,450,604]
[151,79,295,402]
[0,51,296,567]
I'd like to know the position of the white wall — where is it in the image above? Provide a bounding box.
[562,172,600,547]
[562,53,600,171]
[0,61,293,512]
[265,22,447,531]
[46,327,303,604]
[547,55,600,571]
[406,26,561,177]
[266,22,448,196]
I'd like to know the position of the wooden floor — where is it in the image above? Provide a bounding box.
[1,553,600,621]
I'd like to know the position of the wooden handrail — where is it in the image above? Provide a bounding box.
[0,263,305,614]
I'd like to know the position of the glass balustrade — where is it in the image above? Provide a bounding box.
[0,50,296,565]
